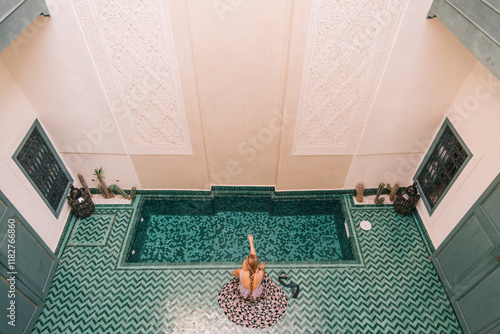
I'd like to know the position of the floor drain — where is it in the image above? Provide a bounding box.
[360,220,372,231]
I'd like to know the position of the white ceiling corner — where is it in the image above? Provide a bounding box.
[292,0,409,156]
[73,0,192,155]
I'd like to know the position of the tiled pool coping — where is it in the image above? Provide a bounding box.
[57,187,431,271]
[111,188,365,270]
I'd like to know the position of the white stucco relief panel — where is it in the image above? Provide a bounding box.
[73,0,192,155]
[292,0,409,155]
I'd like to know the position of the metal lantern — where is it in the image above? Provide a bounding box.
[67,184,95,218]
[393,182,420,216]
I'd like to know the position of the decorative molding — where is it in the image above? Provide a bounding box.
[292,0,409,155]
[73,0,192,155]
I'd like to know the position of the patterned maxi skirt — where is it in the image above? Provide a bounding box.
[217,274,288,329]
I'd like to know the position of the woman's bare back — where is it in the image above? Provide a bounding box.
[240,269,263,290]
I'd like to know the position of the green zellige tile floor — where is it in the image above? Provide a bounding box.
[32,195,462,333]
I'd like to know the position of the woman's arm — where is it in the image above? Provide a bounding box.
[248,234,256,256]
[232,268,241,277]
[259,262,265,276]
[240,235,257,272]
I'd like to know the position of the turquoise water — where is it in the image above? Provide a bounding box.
[127,197,352,263]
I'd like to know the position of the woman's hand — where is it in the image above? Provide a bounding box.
[248,234,254,243]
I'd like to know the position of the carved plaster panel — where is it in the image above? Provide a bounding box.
[292,0,409,155]
[73,0,192,154]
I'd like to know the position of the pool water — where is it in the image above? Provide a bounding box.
[127,194,353,264]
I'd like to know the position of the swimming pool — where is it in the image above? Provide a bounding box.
[122,188,356,267]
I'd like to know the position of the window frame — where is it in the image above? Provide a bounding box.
[413,118,472,215]
[12,119,72,218]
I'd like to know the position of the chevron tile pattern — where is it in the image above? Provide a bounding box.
[67,214,115,246]
[32,197,463,333]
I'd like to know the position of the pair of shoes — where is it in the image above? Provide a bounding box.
[277,272,300,298]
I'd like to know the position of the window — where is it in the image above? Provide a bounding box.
[13,119,72,217]
[414,119,472,215]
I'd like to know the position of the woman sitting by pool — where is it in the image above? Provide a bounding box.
[218,234,288,329]
[232,234,266,301]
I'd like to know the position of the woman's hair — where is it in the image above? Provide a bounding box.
[246,254,258,298]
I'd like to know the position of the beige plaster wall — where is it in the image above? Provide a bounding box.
[182,0,291,186]
[0,0,142,190]
[276,0,476,190]
[1,0,214,190]
[0,60,68,251]
[130,154,210,190]
[0,0,486,198]
[343,0,477,190]
[417,61,500,248]
[276,0,350,191]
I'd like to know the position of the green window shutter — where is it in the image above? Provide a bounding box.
[13,119,72,218]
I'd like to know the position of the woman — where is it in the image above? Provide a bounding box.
[219,234,287,329]
[232,234,266,300]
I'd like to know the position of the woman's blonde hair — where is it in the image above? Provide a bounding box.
[246,254,258,299]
